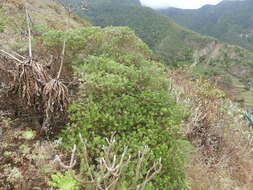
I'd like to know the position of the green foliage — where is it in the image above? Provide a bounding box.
[73,0,212,66]
[0,9,8,33]
[55,139,163,189]
[160,0,253,52]
[32,24,50,34]
[0,22,5,33]
[57,0,253,106]
[22,130,36,140]
[48,172,80,190]
[37,23,190,189]
[39,26,152,59]
[60,53,190,189]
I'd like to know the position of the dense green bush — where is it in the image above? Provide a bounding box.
[60,54,190,189]
[40,26,152,60]
[38,25,190,189]
[48,172,80,190]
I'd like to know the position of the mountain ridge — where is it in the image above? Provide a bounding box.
[75,0,253,107]
[1,1,253,190]
[159,0,253,52]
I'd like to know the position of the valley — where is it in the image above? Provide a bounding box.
[0,0,253,190]
[79,0,253,107]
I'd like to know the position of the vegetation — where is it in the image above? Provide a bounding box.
[0,8,8,33]
[160,0,253,52]
[49,172,81,190]
[2,0,253,190]
[73,0,211,66]
[169,68,253,190]
[38,26,190,189]
[72,0,253,107]
[51,136,163,190]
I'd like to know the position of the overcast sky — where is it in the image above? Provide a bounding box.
[139,0,223,9]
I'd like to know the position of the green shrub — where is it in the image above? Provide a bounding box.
[48,172,81,190]
[39,24,190,189]
[0,23,5,33]
[60,54,190,189]
[39,26,153,60]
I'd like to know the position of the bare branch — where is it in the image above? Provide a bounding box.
[53,144,77,170]
[57,39,66,79]
[137,158,162,190]
[11,51,26,60]
[79,133,95,183]
[0,50,23,63]
[52,135,162,189]
[25,6,32,60]
[134,146,149,184]
[45,55,54,69]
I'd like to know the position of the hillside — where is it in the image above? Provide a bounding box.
[159,0,253,52]
[71,0,253,107]
[1,0,253,190]
[76,0,214,66]
[1,0,186,189]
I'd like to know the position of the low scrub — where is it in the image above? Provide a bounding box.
[171,68,253,189]
[58,52,190,189]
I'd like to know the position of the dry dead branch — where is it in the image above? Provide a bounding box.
[25,6,32,60]
[53,134,162,190]
[0,4,70,131]
[43,78,69,118]
[0,49,23,63]
[10,62,49,105]
[53,144,77,169]
[137,158,162,190]
[43,36,69,122]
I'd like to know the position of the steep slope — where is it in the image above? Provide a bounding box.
[76,0,213,66]
[72,0,253,107]
[0,0,88,189]
[0,1,189,189]
[0,0,88,47]
[1,1,253,190]
[159,0,253,52]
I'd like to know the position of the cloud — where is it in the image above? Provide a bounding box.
[139,0,223,9]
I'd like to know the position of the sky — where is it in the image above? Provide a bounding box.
[139,0,223,9]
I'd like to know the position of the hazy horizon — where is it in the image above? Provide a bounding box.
[139,0,223,9]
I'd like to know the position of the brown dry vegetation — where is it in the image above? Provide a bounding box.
[0,0,85,127]
[0,1,85,189]
[170,68,253,190]
[1,0,253,190]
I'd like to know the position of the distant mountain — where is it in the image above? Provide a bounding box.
[159,0,253,52]
[70,0,253,106]
[77,0,213,66]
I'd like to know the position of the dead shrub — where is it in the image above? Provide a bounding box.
[170,68,253,189]
[0,6,70,133]
[43,79,69,119]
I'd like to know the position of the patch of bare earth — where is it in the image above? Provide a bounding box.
[0,113,62,190]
